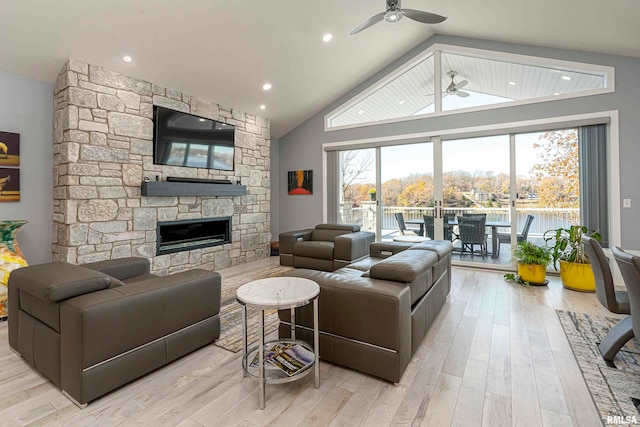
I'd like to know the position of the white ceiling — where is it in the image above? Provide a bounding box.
[1,0,639,138]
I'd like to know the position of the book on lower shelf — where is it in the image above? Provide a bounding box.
[249,342,315,376]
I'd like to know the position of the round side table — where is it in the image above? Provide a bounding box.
[236,276,320,409]
[393,235,430,243]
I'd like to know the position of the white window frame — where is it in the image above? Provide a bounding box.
[324,44,615,132]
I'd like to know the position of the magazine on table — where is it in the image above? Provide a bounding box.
[249,342,315,376]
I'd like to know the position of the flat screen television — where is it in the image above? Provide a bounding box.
[153,105,235,171]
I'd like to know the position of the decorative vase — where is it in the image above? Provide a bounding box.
[517,263,548,285]
[369,192,376,201]
[0,220,28,320]
[559,260,596,292]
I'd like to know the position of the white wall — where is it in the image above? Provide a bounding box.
[0,71,53,264]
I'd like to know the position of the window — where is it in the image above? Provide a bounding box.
[326,44,613,131]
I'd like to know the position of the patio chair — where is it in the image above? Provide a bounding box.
[444,213,458,242]
[423,215,435,239]
[610,247,640,362]
[424,214,457,241]
[583,236,632,362]
[458,214,488,259]
[394,212,421,236]
[496,214,534,255]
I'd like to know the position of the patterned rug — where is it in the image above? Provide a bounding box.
[214,264,294,353]
[557,310,640,425]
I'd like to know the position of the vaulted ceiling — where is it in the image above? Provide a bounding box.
[1,0,638,138]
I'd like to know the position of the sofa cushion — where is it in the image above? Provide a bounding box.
[409,241,454,260]
[293,240,335,260]
[315,223,360,232]
[311,228,351,242]
[11,262,121,303]
[369,250,438,283]
[348,257,383,272]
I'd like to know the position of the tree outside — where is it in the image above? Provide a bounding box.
[339,129,579,212]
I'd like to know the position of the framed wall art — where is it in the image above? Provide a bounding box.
[288,170,313,195]
[0,131,20,202]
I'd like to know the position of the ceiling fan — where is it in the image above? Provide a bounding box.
[350,0,447,35]
[445,71,469,97]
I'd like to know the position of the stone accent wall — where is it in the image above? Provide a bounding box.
[52,59,271,274]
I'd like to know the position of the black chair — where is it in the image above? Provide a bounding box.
[424,213,457,241]
[394,212,421,236]
[458,215,488,259]
[423,215,435,240]
[609,247,640,362]
[583,236,632,361]
[443,213,458,242]
[496,214,534,256]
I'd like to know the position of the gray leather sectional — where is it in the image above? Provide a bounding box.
[279,223,375,271]
[277,237,452,383]
[8,257,221,407]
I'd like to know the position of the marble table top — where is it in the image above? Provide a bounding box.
[236,277,319,308]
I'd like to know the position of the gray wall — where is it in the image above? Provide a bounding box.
[270,137,279,240]
[0,71,53,264]
[278,35,640,246]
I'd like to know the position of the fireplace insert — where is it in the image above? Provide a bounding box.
[156,217,231,255]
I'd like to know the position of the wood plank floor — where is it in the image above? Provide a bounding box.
[0,257,613,426]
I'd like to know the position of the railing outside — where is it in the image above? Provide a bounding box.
[343,203,580,238]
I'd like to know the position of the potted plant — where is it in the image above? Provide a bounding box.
[368,188,376,201]
[543,225,601,292]
[504,240,551,285]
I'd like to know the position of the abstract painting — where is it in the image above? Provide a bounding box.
[0,168,20,202]
[0,131,20,167]
[288,170,313,195]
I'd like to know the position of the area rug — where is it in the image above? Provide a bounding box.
[214,264,294,353]
[556,310,640,424]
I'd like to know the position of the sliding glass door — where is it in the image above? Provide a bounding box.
[337,149,377,234]
[329,125,593,270]
[441,135,511,265]
[380,143,434,239]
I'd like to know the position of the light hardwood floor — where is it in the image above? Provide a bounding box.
[0,257,613,426]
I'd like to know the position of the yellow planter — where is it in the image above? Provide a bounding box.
[517,263,547,285]
[559,260,596,292]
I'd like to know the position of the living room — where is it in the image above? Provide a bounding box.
[1,1,640,425]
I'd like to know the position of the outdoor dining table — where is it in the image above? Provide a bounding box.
[406,218,511,259]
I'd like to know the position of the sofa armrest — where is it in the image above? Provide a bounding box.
[82,257,150,281]
[60,269,221,404]
[279,269,411,353]
[334,231,375,262]
[279,229,313,254]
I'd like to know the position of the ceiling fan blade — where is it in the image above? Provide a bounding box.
[350,12,385,35]
[402,9,447,24]
[457,91,470,98]
[455,80,468,90]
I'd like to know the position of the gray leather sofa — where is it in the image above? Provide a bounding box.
[279,224,375,271]
[8,257,221,407]
[278,240,452,383]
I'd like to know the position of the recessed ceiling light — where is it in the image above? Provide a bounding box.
[508,81,516,86]
[262,83,272,91]
[398,100,405,105]
[322,33,333,42]
[259,105,266,110]
[122,55,133,63]
[562,75,572,81]
[198,118,206,122]
[554,92,561,96]
[358,110,364,115]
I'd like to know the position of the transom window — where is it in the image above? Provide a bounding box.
[326,44,613,130]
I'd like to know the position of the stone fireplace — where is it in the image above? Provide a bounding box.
[52,59,271,274]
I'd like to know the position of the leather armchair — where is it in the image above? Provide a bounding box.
[8,257,221,407]
[279,224,375,271]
